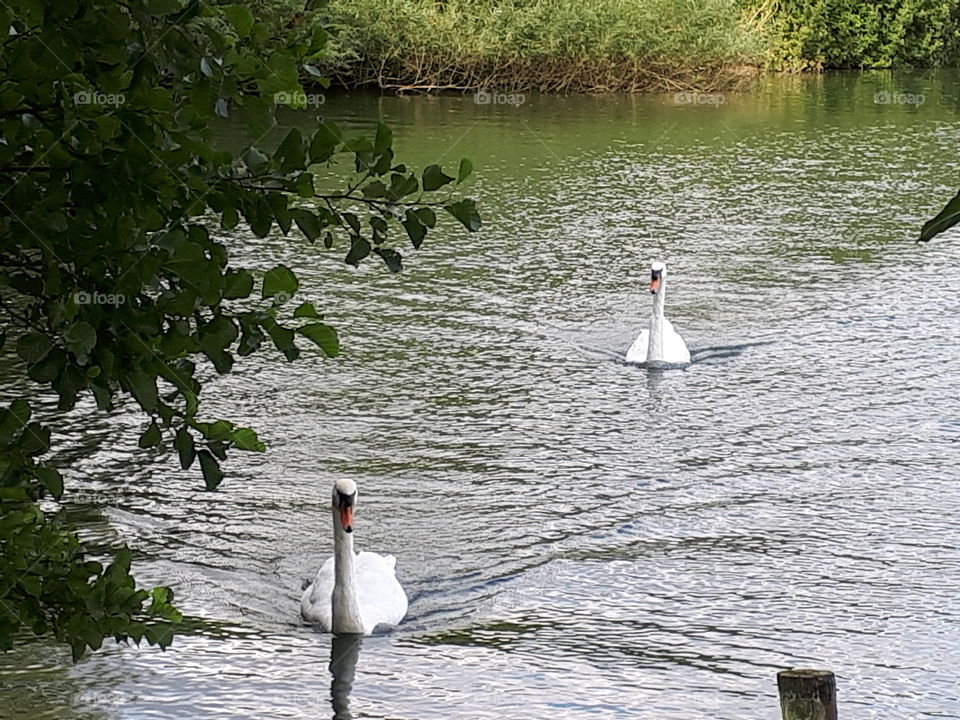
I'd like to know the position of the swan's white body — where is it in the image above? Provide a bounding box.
[626,262,691,366]
[301,479,408,634]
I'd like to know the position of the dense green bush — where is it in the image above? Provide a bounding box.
[751,0,960,70]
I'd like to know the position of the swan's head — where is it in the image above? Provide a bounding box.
[332,478,357,534]
[650,261,666,294]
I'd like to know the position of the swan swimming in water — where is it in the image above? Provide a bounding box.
[301,479,408,634]
[626,261,691,366]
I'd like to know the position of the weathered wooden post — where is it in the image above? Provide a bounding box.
[777,669,838,720]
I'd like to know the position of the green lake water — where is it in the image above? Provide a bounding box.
[1,71,959,719]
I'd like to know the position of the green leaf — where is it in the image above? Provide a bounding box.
[291,209,322,242]
[249,196,273,237]
[20,575,42,597]
[402,209,427,249]
[238,320,265,356]
[374,123,393,155]
[239,95,276,137]
[222,5,254,37]
[222,203,239,229]
[223,269,254,300]
[194,420,234,442]
[422,164,455,192]
[262,265,299,300]
[231,427,265,452]
[275,129,305,173]
[444,199,482,232]
[344,137,373,153]
[261,318,299,361]
[199,316,238,374]
[17,332,52,365]
[127,369,158,412]
[138,421,162,449]
[267,193,292,233]
[344,236,370,266]
[293,302,322,319]
[387,173,419,199]
[35,467,63,499]
[151,586,172,606]
[174,428,195,470]
[20,423,51,455]
[369,216,388,241]
[297,324,339,357]
[362,180,387,198]
[307,26,328,56]
[63,321,97,362]
[414,207,437,228]
[28,349,66,384]
[309,123,341,163]
[197,450,224,491]
[920,188,960,242]
[0,398,31,440]
[374,247,403,273]
[294,173,315,197]
[258,51,300,97]
[147,0,180,15]
[91,383,113,411]
[457,158,473,184]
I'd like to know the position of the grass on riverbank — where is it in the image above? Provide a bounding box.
[300,0,960,94]
[321,0,763,93]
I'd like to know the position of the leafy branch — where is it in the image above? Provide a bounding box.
[0,0,480,660]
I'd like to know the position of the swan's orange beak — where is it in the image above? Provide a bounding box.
[649,277,661,294]
[339,506,354,533]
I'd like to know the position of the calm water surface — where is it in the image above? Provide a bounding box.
[2,72,960,719]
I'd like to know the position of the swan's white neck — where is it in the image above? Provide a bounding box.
[647,283,666,362]
[331,514,365,634]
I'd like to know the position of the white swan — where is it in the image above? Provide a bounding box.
[625,261,691,366]
[301,479,408,634]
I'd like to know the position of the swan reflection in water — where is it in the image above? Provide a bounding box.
[329,634,363,720]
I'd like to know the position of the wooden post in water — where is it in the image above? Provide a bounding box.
[777,669,838,720]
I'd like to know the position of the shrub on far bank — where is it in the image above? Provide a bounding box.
[748,0,960,70]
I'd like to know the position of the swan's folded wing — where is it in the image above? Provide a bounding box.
[662,319,691,364]
[625,329,649,363]
[357,551,408,629]
[300,556,335,628]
